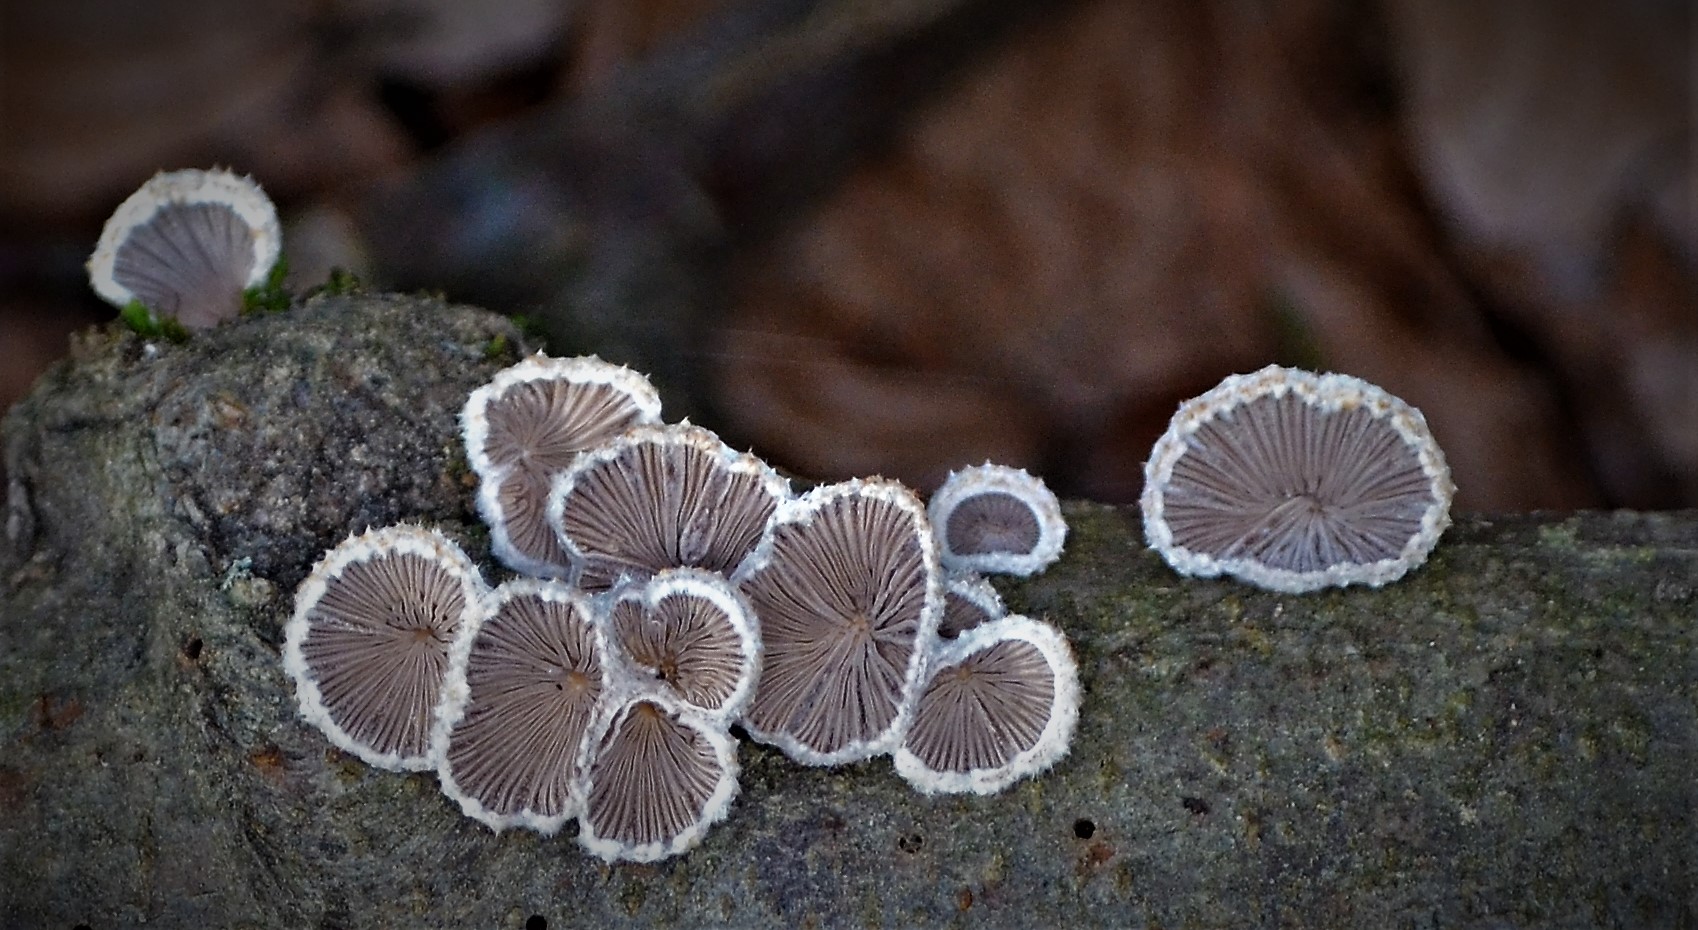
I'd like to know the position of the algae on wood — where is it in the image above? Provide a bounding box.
[2,295,1694,929]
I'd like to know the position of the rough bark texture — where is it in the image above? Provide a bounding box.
[2,293,1694,929]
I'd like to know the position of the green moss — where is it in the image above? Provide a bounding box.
[119,299,190,342]
[241,257,292,316]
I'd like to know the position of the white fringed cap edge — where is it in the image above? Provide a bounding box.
[460,352,664,579]
[893,614,1081,796]
[601,566,764,725]
[86,167,282,308]
[575,686,742,864]
[545,420,793,580]
[284,523,489,772]
[927,462,1067,576]
[1140,364,1457,593]
[736,476,943,767]
[430,578,604,835]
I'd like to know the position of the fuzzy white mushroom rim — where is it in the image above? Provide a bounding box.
[938,570,1006,640]
[576,689,741,864]
[461,353,664,580]
[603,567,762,724]
[87,168,282,329]
[547,422,792,591]
[894,614,1080,796]
[737,477,943,766]
[1141,365,1455,593]
[285,524,488,772]
[432,579,607,834]
[928,463,1067,576]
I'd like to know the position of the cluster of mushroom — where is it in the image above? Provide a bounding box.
[285,353,1081,863]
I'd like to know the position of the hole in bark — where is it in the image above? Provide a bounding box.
[526,916,547,930]
[1073,818,1095,839]
[897,832,924,853]
[183,637,204,661]
[1182,797,1210,815]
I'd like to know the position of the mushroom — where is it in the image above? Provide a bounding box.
[604,567,761,722]
[928,463,1067,576]
[577,692,740,863]
[894,615,1080,796]
[284,524,487,771]
[1141,365,1456,593]
[546,422,791,590]
[432,579,605,834]
[738,478,943,765]
[86,167,282,329]
[938,571,1006,640]
[461,353,663,579]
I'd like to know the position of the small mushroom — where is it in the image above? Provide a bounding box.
[462,353,664,579]
[894,615,1080,796]
[1141,365,1456,592]
[547,422,791,590]
[432,579,605,834]
[577,692,740,863]
[738,478,943,765]
[928,463,1067,576]
[938,571,1006,640]
[86,168,282,329]
[604,567,761,722]
[284,524,487,771]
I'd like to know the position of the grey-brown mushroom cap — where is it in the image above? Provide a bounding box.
[283,524,487,772]
[928,463,1067,576]
[432,579,606,834]
[462,353,663,579]
[1141,365,1456,593]
[576,691,740,864]
[738,477,943,766]
[546,422,792,591]
[86,168,281,329]
[603,567,761,723]
[894,614,1080,796]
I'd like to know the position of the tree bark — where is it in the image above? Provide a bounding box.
[2,294,1693,929]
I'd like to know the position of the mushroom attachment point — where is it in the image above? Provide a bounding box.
[284,524,487,771]
[462,353,663,579]
[894,615,1080,795]
[577,693,740,863]
[738,478,943,765]
[604,568,761,722]
[547,422,791,591]
[433,580,605,834]
[928,463,1067,576]
[1141,365,1455,593]
[86,167,281,329]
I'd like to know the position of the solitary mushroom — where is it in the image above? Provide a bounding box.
[462,353,663,579]
[1141,365,1455,593]
[86,167,282,329]
[894,615,1080,796]
[738,478,943,765]
[604,567,761,722]
[547,422,791,590]
[433,579,605,834]
[938,571,1005,640]
[577,692,740,863]
[284,524,487,771]
[928,463,1067,576]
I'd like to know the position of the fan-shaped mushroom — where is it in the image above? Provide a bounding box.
[604,567,761,722]
[1141,365,1455,592]
[928,463,1067,576]
[284,524,487,771]
[738,478,942,765]
[86,167,281,329]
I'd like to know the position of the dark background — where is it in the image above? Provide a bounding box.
[3,0,1692,511]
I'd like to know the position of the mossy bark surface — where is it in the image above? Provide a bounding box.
[2,295,1693,929]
